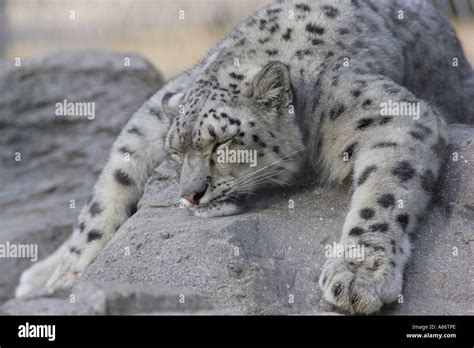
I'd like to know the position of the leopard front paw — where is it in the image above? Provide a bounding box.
[45,258,84,289]
[192,201,240,218]
[319,253,403,314]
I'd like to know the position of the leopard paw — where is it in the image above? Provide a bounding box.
[319,253,403,314]
[192,201,240,218]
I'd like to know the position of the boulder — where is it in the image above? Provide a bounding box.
[80,125,474,315]
[0,51,164,304]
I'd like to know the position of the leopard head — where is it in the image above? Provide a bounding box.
[163,62,304,211]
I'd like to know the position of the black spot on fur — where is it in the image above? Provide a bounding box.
[356,118,374,130]
[377,194,395,208]
[338,28,350,35]
[229,118,241,126]
[362,99,372,107]
[89,202,102,217]
[269,23,280,34]
[229,72,245,81]
[371,142,398,149]
[329,103,345,120]
[127,127,143,136]
[343,142,357,160]
[267,8,282,15]
[396,213,409,231]
[369,223,389,232]
[321,5,339,18]
[79,222,85,233]
[259,37,270,44]
[351,89,361,98]
[357,165,377,185]
[87,229,103,242]
[235,38,246,47]
[420,169,437,194]
[208,126,216,138]
[360,208,375,220]
[311,38,324,45]
[349,227,365,236]
[295,3,311,12]
[252,134,260,143]
[306,23,325,35]
[282,28,293,41]
[70,246,81,255]
[114,169,135,186]
[296,49,312,59]
[266,49,279,56]
[273,146,280,154]
[392,161,415,182]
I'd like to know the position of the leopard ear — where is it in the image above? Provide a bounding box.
[162,92,184,119]
[249,61,293,114]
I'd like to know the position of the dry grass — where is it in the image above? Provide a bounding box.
[452,20,474,64]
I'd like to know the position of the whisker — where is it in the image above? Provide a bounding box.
[236,147,305,182]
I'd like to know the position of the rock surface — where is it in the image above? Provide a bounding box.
[1,282,214,315]
[0,51,164,304]
[0,52,472,315]
[81,125,474,315]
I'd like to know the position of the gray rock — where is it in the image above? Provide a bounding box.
[1,52,472,315]
[81,124,472,315]
[1,282,213,315]
[0,51,164,304]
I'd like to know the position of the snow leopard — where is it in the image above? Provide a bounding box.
[16,0,473,314]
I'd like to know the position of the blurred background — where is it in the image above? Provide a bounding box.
[0,0,473,79]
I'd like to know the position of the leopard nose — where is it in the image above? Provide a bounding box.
[182,192,197,204]
[181,186,207,205]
